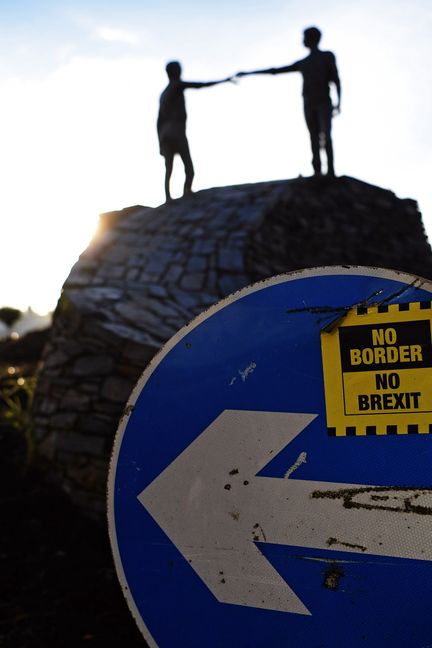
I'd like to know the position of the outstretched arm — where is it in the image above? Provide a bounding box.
[237,63,299,77]
[182,76,233,89]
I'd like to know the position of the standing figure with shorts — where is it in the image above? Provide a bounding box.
[158,61,232,202]
[237,27,341,177]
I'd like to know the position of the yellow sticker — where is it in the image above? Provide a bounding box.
[320,302,432,436]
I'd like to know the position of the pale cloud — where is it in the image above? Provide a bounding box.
[94,25,139,45]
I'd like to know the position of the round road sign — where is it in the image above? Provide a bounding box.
[108,266,432,647]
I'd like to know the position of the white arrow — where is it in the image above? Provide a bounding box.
[138,410,432,615]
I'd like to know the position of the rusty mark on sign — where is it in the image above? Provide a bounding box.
[323,563,345,591]
[120,403,134,423]
[252,522,267,542]
[312,486,432,515]
[327,536,367,552]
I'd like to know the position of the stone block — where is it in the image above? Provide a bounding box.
[123,341,158,365]
[43,350,70,369]
[148,284,168,298]
[63,455,108,494]
[103,321,155,345]
[96,265,125,280]
[85,286,123,304]
[187,256,208,273]
[38,398,59,415]
[93,399,127,415]
[60,393,91,412]
[72,356,114,376]
[56,431,106,456]
[126,267,140,281]
[36,430,57,460]
[219,274,246,296]
[193,241,215,254]
[148,299,180,320]
[77,412,115,434]
[180,273,205,292]
[67,268,94,286]
[101,376,134,403]
[115,300,145,322]
[164,264,183,283]
[171,290,201,309]
[103,245,131,264]
[217,249,244,273]
[145,253,173,275]
[50,412,78,430]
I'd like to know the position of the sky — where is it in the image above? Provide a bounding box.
[1,0,431,314]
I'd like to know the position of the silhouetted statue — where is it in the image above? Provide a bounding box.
[238,27,341,177]
[158,61,233,202]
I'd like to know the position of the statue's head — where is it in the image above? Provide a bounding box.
[166,61,182,80]
[303,27,322,49]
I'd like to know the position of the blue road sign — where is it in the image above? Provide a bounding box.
[108,267,432,648]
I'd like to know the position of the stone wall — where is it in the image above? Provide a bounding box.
[32,176,432,516]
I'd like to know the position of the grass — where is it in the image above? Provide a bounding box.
[0,371,36,466]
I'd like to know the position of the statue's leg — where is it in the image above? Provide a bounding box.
[179,139,195,195]
[304,104,321,175]
[321,101,335,177]
[164,152,174,202]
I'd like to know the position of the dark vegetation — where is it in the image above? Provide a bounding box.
[0,330,145,648]
[0,307,21,330]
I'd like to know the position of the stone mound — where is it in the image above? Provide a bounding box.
[32,176,432,516]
